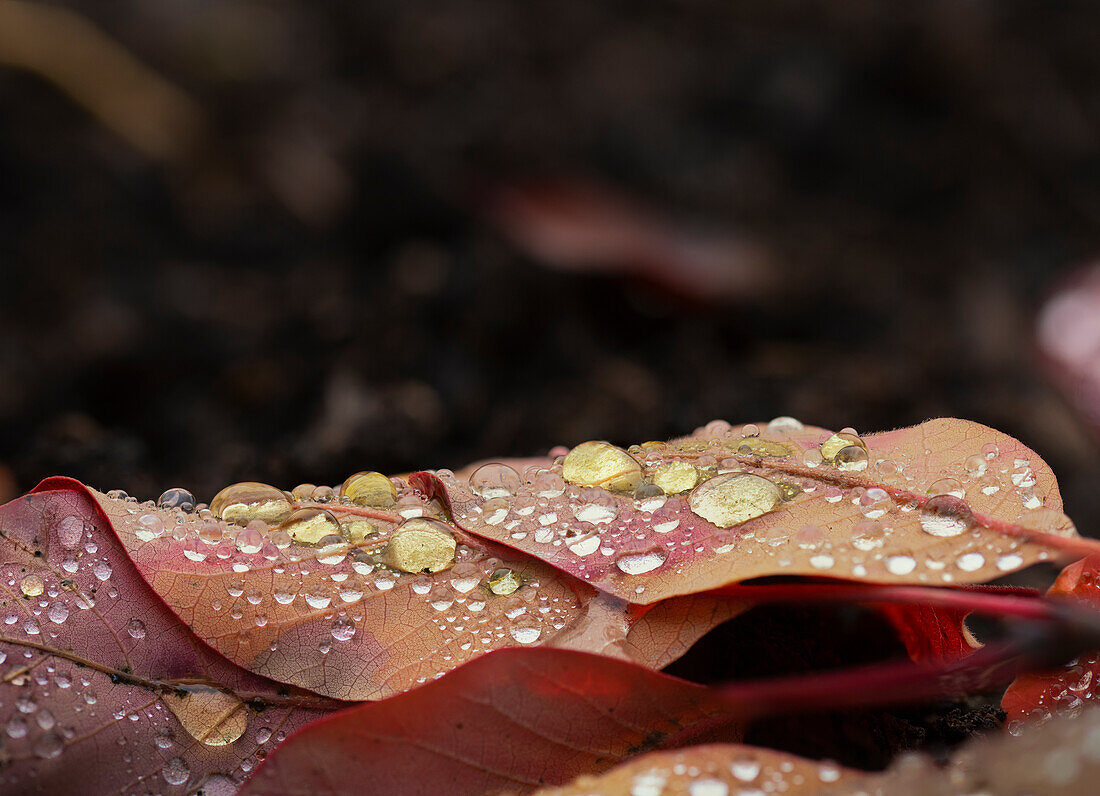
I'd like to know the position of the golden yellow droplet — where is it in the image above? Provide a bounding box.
[210,482,292,526]
[488,567,522,596]
[562,441,643,492]
[381,518,456,573]
[776,480,802,501]
[164,685,247,746]
[279,507,341,545]
[820,432,865,463]
[640,441,666,452]
[732,437,792,458]
[340,518,377,544]
[341,471,397,508]
[688,473,782,528]
[19,574,44,598]
[652,460,699,494]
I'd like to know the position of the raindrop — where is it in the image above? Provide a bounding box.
[236,526,264,554]
[567,533,601,557]
[47,602,69,624]
[341,471,397,508]
[957,552,985,572]
[183,537,208,562]
[509,614,542,644]
[381,518,457,574]
[33,732,63,759]
[615,548,668,575]
[57,515,84,548]
[210,482,292,526]
[128,619,146,639]
[164,685,247,746]
[835,445,869,472]
[331,616,356,642]
[562,441,643,492]
[964,455,988,477]
[920,495,975,538]
[886,555,917,576]
[135,513,165,542]
[449,562,481,594]
[689,473,781,528]
[6,716,28,738]
[470,463,522,500]
[488,568,522,596]
[158,488,196,513]
[652,460,699,494]
[161,756,190,786]
[20,573,44,597]
[730,756,760,782]
[280,507,342,546]
[767,416,804,434]
[93,560,112,581]
[997,553,1024,571]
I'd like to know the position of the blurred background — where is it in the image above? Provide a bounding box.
[2,0,1100,531]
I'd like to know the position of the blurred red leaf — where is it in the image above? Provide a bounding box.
[241,647,742,796]
[417,418,1077,605]
[0,478,339,795]
[1002,554,1100,727]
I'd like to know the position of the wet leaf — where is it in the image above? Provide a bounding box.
[1002,554,1100,728]
[76,479,748,701]
[242,647,743,796]
[0,478,338,795]
[418,418,1074,604]
[533,743,855,795]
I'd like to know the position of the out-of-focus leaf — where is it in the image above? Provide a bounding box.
[532,743,855,796]
[1002,554,1100,727]
[0,479,338,795]
[418,418,1072,604]
[241,647,743,796]
[76,480,747,701]
[1036,265,1100,438]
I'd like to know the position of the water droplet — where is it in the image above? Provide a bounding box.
[236,526,264,554]
[562,441,643,492]
[164,685,247,746]
[997,553,1024,571]
[928,478,965,498]
[57,515,84,548]
[331,616,356,642]
[767,416,804,434]
[200,522,224,544]
[809,554,835,570]
[93,560,112,581]
[886,555,916,576]
[158,488,196,513]
[1018,508,1077,537]
[957,552,985,572]
[820,432,865,463]
[652,460,699,494]
[573,494,619,525]
[532,471,565,498]
[920,495,975,537]
[964,455,988,477]
[509,614,542,644]
[33,732,63,759]
[135,513,165,542]
[567,533,601,556]
[47,601,69,624]
[382,518,456,573]
[469,463,522,500]
[341,471,397,508]
[20,573,44,597]
[488,568,522,596]
[161,756,190,786]
[128,619,147,639]
[802,448,824,468]
[730,756,760,782]
[615,548,668,575]
[835,445,869,471]
[689,473,781,528]
[210,482,292,526]
[279,507,341,545]
[1021,487,1044,510]
[982,442,1000,459]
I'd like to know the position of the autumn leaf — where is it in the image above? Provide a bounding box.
[532,743,854,796]
[416,418,1080,605]
[52,479,745,701]
[0,479,340,795]
[1002,554,1100,728]
[241,647,743,796]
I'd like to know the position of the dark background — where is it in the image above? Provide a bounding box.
[2,0,1100,532]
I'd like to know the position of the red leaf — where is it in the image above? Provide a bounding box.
[241,647,743,796]
[1002,554,1100,727]
[0,478,339,794]
[417,418,1079,605]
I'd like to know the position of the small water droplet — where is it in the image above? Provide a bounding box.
[509,614,542,644]
[47,602,69,624]
[279,507,341,546]
[158,488,196,513]
[615,548,668,575]
[331,616,356,642]
[57,515,84,548]
[920,495,975,537]
[161,756,190,786]
[886,555,916,576]
[127,619,147,639]
[470,463,522,500]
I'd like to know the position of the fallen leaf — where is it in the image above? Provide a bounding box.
[416,418,1077,604]
[58,479,748,701]
[1002,554,1100,728]
[0,480,339,795]
[241,647,742,796]
[532,743,855,796]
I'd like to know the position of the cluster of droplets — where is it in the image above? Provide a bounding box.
[454,419,1076,590]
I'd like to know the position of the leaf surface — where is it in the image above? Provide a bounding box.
[418,418,1072,604]
[241,647,742,796]
[0,480,339,795]
[77,481,747,701]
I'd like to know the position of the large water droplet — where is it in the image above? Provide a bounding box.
[33,731,63,759]
[920,495,975,537]
[57,515,84,548]
[688,473,781,528]
[341,471,397,508]
[279,507,341,545]
[469,463,522,500]
[210,482,292,526]
[164,685,247,746]
[331,616,356,642]
[615,548,668,575]
[820,432,865,463]
[488,568,522,596]
[158,488,196,513]
[652,460,699,494]
[562,441,643,492]
[47,602,69,624]
[509,614,542,644]
[20,573,44,597]
[236,525,264,554]
[161,756,191,786]
[128,619,147,639]
[381,518,456,573]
